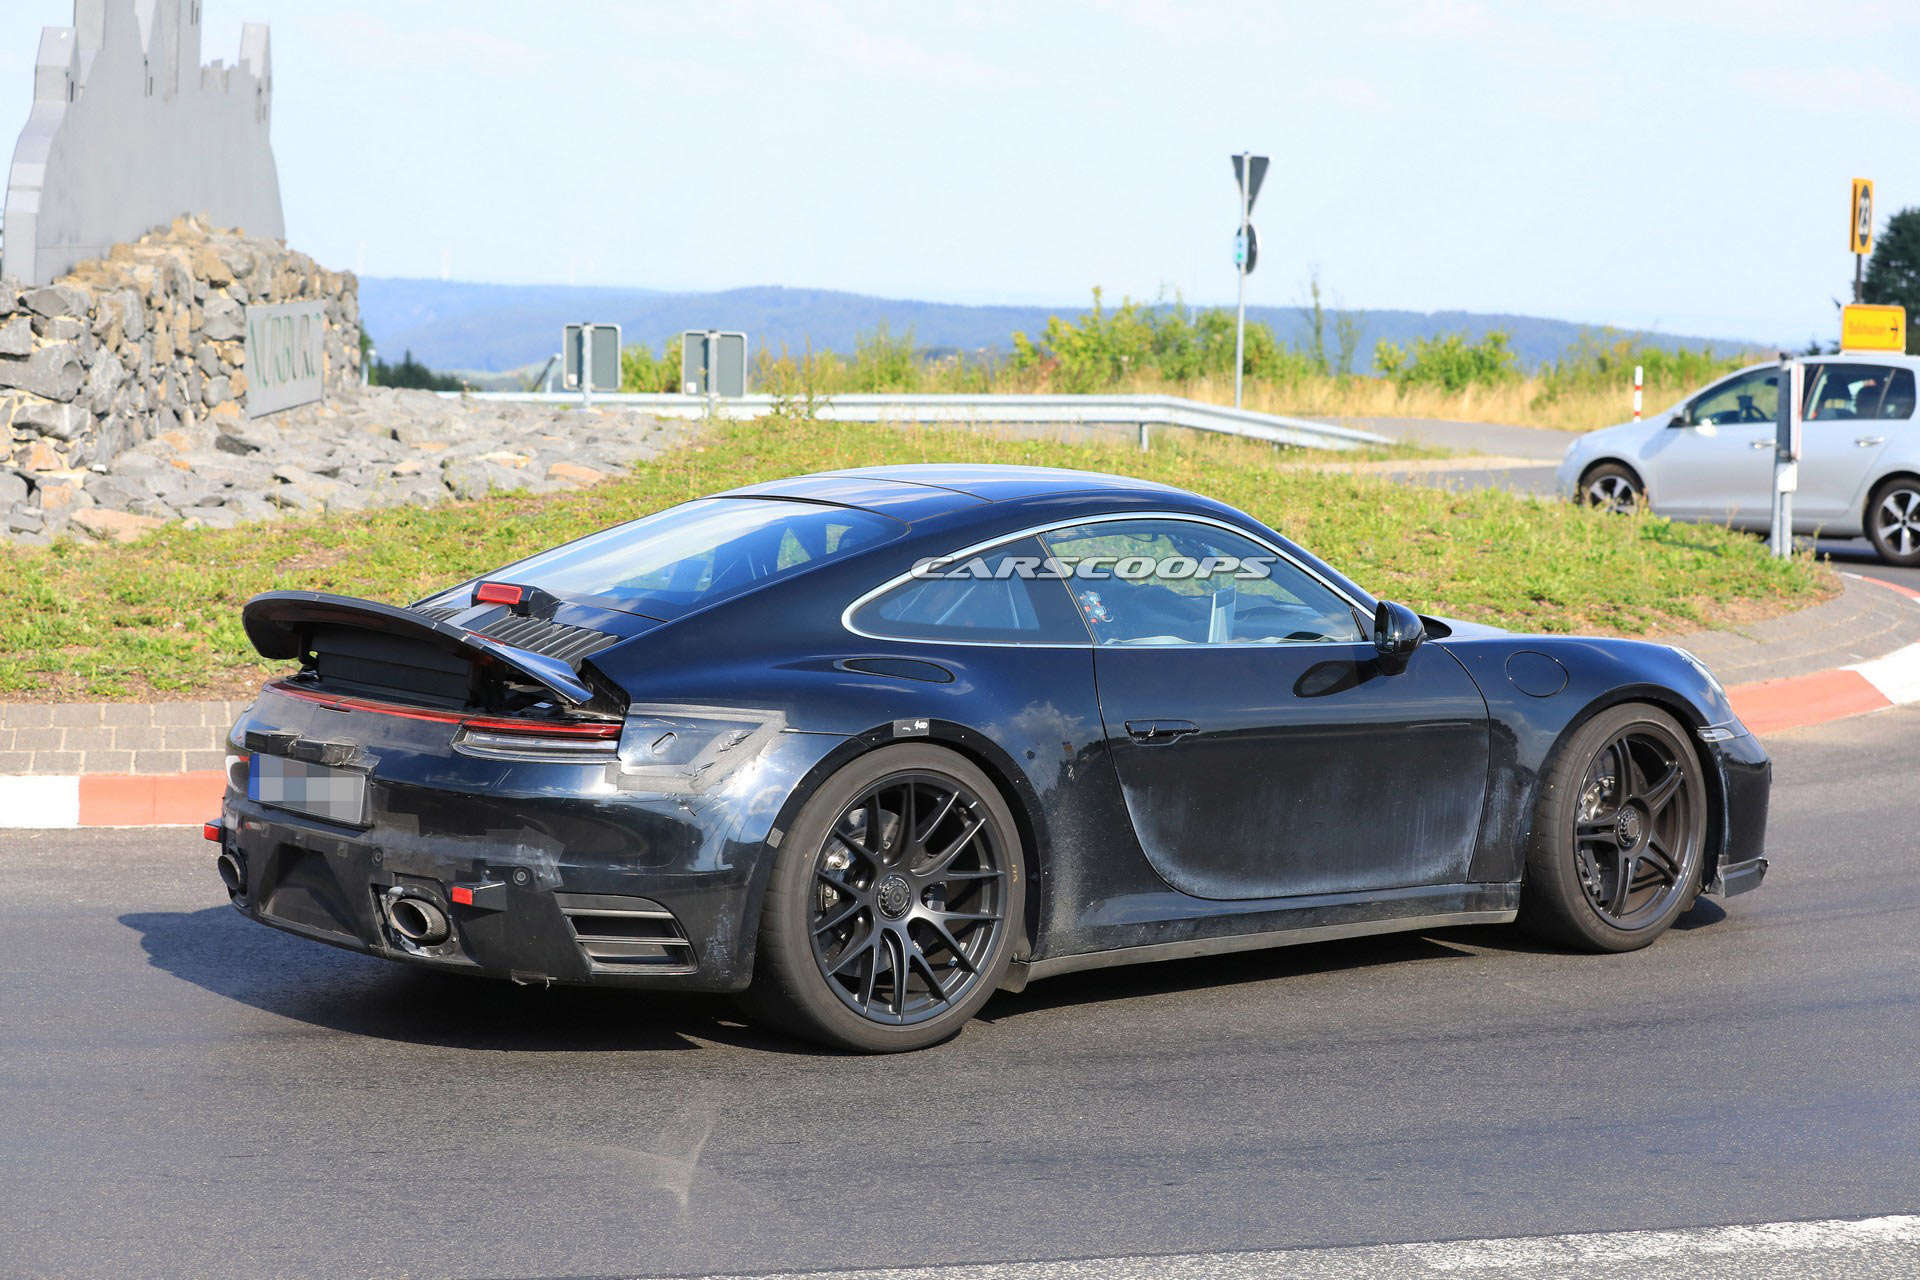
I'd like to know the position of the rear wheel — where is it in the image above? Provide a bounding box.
[1580,462,1644,513]
[1866,477,1920,567]
[1518,704,1706,952]
[747,744,1023,1052]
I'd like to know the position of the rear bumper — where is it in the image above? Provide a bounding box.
[216,791,765,993]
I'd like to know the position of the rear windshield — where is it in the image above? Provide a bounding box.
[449,497,901,620]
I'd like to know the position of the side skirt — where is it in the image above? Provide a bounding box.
[1005,883,1520,990]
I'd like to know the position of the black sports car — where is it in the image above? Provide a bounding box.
[212,464,1771,1051]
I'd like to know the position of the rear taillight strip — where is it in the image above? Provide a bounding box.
[265,679,620,738]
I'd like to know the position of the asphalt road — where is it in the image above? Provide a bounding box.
[4,705,1918,1279]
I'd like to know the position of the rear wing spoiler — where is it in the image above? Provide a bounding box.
[242,590,598,707]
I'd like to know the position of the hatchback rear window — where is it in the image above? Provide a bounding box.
[448,498,902,620]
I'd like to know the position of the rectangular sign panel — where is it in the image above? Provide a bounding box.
[563,323,621,390]
[1840,304,1906,353]
[244,301,328,417]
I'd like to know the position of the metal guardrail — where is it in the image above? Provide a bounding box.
[435,390,1390,452]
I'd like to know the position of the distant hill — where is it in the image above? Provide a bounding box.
[357,278,1767,378]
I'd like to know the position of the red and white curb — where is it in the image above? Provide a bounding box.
[5,575,1920,829]
[0,770,223,830]
[1724,574,1920,736]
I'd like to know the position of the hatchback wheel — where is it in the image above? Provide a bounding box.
[1867,478,1920,567]
[1580,462,1644,514]
[1519,704,1707,952]
[747,744,1024,1052]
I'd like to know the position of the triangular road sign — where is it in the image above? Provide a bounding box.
[1232,154,1269,213]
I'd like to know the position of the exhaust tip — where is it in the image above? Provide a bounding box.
[387,895,450,946]
[215,851,245,898]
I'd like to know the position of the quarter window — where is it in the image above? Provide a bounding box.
[1039,519,1365,646]
[850,537,1090,644]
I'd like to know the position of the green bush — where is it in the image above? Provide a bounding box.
[619,336,684,393]
[1374,330,1521,392]
[1533,330,1747,404]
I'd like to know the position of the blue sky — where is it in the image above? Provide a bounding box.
[4,1,1917,345]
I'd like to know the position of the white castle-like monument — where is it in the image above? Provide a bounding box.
[2,0,283,285]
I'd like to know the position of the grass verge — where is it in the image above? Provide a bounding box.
[0,417,1828,701]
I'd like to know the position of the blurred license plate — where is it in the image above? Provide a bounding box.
[249,753,369,826]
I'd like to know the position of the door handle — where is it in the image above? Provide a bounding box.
[1856,436,1886,447]
[1124,719,1198,744]
[1748,440,1773,449]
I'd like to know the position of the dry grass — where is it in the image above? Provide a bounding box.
[1104,372,1695,434]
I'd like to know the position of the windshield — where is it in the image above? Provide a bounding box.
[451,497,902,620]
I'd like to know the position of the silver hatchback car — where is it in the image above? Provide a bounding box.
[1557,355,1920,564]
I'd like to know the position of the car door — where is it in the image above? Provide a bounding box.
[1040,517,1491,901]
[1797,363,1912,529]
[1638,366,1779,524]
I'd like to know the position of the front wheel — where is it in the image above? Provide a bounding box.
[1580,462,1644,514]
[746,744,1024,1052]
[1866,477,1920,567]
[1518,704,1707,952]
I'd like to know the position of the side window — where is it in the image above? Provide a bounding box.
[850,537,1090,644]
[1804,363,1908,422]
[1039,519,1366,646]
[1689,368,1779,426]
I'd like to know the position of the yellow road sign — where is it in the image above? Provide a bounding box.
[1851,178,1874,254]
[1841,303,1905,353]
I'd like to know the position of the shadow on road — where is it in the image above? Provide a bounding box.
[118,905,820,1056]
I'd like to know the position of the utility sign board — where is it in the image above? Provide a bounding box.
[244,301,327,417]
[1233,223,1259,274]
[563,323,621,391]
[1840,303,1905,353]
[681,330,749,396]
[1851,178,1874,254]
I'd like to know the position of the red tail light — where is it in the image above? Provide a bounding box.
[202,820,223,842]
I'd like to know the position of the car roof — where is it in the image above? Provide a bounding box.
[722,463,1186,522]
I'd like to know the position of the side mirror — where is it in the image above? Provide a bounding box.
[1667,409,1693,428]
[1373,601,1426,675]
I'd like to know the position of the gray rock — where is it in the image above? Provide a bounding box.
[201,375,232,407]
[215,424,272,455]
[10,397,91,441]
[0,315,32,356]
[201,294,245,341]
[24,283,90,319]
[85,352,127,413]
[194,343,221,376]
[0,470,28,507]
[0,343,86,401]
[7,503,46,534]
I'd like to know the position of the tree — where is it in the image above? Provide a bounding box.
[1862,207,1920,354]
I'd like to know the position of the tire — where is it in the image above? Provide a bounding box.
[1865,477,1920,567]
[1518,703,1707,953]
[746,744,1025,1052]
[1579,461,1644,514]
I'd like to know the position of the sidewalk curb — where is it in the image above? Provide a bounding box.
[1723,574,1920,735]
[3,574,1917,829]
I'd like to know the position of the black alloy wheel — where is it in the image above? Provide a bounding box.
[809,771,1009,1024]
[1520,704,1706,951]
[1581,462,1644,514]
[749,744,1024,1051]
[1867,478,1920,567]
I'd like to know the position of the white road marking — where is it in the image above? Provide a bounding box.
[1848,642,1920,705]
[672,1215,1920,1280]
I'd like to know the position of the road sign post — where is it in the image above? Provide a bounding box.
[1771,356,1803,559]
[1230,152,1268,410]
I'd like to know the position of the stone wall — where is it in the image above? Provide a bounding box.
[0,214,359,540]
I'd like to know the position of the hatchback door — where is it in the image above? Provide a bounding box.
[1638,366,1779,524]
[1042,518,1492,901]
[1797,363,1914,531]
